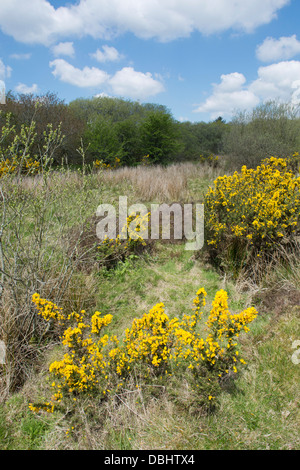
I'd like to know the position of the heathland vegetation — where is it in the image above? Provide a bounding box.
[0,92,299,450]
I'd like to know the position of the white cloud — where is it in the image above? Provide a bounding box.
[15,83,39,94]
[256,35,300,62]
[194,73,259,119]
[49,59,164,100]
[0,0,291,45]
[93,92,111,98]
[0,0,63,46]
[0,59,12,80]
[249,60,300,102]
[194,60,300,119]
[52,41,75,57]
[291,80,300,105]
[109,67,165,100]
[10,53,31,60]
[90,45,123,63]
[216,72,247,92]
[50,59,109,87]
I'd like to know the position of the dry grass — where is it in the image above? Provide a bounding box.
[100,162,226,203]
[12,161,226,205]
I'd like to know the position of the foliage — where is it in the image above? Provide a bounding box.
[71,96,227,166]
[28,287,257,414]
[1,92,85,165]
[139,111,181,164]
[0,110,64,177]
[1,93,229,168]
[223,100,300,169]
[176,118,227,161]
[0,164,99,394]
[199,153,220,167]
[96,211,152,269]
[204,154,300,277]
[0,155,298,450]
[93,157,121,170]
[84,115,125,165]
[71,97,175,166]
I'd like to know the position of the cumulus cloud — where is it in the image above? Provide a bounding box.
[0,0,65,46]
[0,0,290,45]
[49,59,164,100]
[50,59,109,87]
[256,35,300,62]
[194,60,300,119]
[90,45,123,63]
[15,83,39,94]
[249,60,300,102]
[52,42,75,58]
[109,67,165,100]
[193,73,259,119]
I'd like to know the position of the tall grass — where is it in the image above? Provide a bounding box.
[100,161,226,202]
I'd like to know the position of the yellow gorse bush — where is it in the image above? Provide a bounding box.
[199,153,220,167]
[97,212,151,267]
[29,288,257,413]
[0,155,40,177]
[205,155,300,273]
[93,156,121,170]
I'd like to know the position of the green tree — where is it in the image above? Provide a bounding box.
[140,111,180,164]
[1,91,85,165]
[84,115,124,164]
[176,119,227,161]
[223,100,300,168]
[115,118,143,166]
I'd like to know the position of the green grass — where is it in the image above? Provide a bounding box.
[0,395,53,450]
[0,162,299,450]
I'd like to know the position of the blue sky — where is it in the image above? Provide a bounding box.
[1,0,300,122]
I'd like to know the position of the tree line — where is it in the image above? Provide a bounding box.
[0,92,226,167]
[1,91,299,169]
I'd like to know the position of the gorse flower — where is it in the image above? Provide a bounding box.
[29,287,257,413]
[205,155,300,274]
[93,156,122,170]
[31,293,65,323]
[0,156,40,177]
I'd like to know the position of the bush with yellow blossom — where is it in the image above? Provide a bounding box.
[0,111,63,178]
[96,211,152,269]
[204,154,300,276]
[93,156,121,171]
[29,287,257,414]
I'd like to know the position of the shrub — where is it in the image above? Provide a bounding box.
[93,157,121,171]
[0,111,63,178]
[199,153,220,168]
[204,154,300,277]
[28,287,257,414]
[223,101,300,169]
[96,211,152,269]
[0,165,96,395]
[1,91,85,166]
